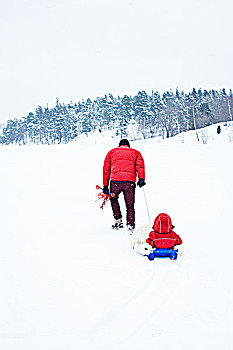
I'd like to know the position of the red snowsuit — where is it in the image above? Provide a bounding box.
[103,145,145,227]
[146,213,182,249]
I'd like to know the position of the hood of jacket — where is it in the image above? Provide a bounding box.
[153,213,173,233]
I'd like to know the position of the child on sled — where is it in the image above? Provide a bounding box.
[129,213,183,256]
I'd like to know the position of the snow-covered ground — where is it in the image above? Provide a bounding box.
[0,123,233,350]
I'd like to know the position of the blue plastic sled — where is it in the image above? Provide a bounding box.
[148,248,178,261]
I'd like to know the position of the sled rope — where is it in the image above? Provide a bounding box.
[142,187,151,224]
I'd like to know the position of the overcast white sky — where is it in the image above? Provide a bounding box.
[0,0,232,123]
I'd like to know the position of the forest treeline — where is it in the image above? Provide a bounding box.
[0,88,232,145]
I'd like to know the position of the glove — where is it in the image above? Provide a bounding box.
[146,238,156,248]
[103,185,109,194]
[137,179,146,188]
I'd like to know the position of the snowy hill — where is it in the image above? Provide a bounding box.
[0,123,233,350]
[77,120,233,146]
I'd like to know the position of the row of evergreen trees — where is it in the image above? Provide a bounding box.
[0,88,232,145]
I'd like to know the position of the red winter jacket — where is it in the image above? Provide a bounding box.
[103,145,145,186]
[146,213,183,249]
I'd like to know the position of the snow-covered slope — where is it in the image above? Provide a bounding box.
[78,121,233,146]
[0,123,233,350]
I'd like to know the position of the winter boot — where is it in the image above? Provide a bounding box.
[127,224,135,235]
[112,218,124,230]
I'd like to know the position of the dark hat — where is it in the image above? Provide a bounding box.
[119,139,130,147]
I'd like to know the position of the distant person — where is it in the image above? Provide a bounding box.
[103,139,145,233]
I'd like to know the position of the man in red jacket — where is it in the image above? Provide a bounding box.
[103,139,145,232]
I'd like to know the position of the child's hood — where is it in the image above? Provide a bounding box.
[153,213,173,233]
